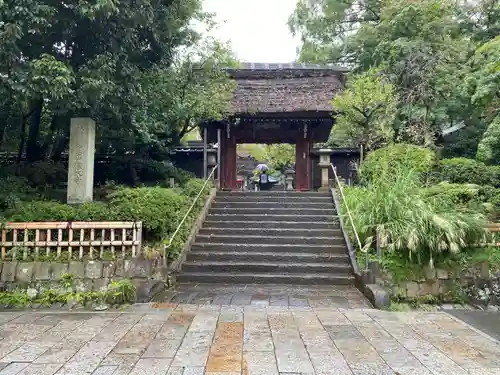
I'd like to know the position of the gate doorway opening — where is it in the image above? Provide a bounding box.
[203,113,333,192]
[235,144,295,191]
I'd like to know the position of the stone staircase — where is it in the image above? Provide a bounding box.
[177,191,354,285]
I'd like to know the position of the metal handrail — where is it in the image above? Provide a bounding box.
[163,165,218,266]
[330,164,367,269]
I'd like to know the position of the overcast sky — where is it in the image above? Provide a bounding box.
[202,0,301,63]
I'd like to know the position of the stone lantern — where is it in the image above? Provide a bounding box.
[318,148,333,192]
[207,149,217,173]
[285,169,295,191]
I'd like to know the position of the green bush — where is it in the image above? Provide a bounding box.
[3,181,210,257]
[361,144,436,184]
[490,165,500,188]
[422,182,499,218]
[24,161,67,187]
[490,192,500,220]
[95,159,195,186]
[423,182,496,205]
[74,202,114,221]
[0,162,67,188]
[5,201,77,222]
[182,178,211,198]
[343,168,488,267]
[433,158,497,186]
[0,176,40,210]
[134,160,194,186]
[107,187,188,241]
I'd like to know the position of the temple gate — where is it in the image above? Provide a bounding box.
[202,63,348,191]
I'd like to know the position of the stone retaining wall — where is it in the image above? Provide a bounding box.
[0,259,167,302]
[378,261,498,300]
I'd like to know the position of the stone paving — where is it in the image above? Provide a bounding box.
[154,284,373,309]
[0,304,499,375]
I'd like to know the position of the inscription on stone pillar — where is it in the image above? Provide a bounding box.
[67,118,96,204]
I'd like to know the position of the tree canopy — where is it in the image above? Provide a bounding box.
[290,0,500,158]
[329,69,397,149]
[0,0,236,166]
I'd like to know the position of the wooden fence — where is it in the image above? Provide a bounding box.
[0,222,142,261]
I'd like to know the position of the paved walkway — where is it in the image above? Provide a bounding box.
[0,305,499,375]
[155,284,372,309]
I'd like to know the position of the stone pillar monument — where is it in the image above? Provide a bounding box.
[67,118,96,204]
[318,148,333,192]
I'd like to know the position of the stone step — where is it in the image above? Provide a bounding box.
[211,201,334,209]
[206,214,336,223]
[190,243,348,254]
[214,196,333,203]
[210,208,334,216]
[177,272,354,285]
[198,227,342,237]
[182,261,351,274]
[216,191,331,198]
[195,234,344,246]
[186,251,350,264]
[203,221,339,230]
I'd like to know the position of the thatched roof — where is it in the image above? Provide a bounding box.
[226,63,348,114]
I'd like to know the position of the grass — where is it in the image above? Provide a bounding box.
[342,166,488,268]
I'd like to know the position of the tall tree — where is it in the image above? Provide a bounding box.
[329,69,398,149]
[289,0,381,66]
[290,0,484,149]
[0,0,208,161]
[132,38,237,154]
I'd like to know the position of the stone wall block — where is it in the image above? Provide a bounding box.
[436,269,449,280]
[465,267,478,279]
[479,261,490,279]
[126,259,152,279]
[15,262,33,283]
[420,280,439,296]
[447,268,459,279]
[1,261,18,282]
[133,279,167,303]
[114,259,131,278]
[34,262,51,281]
[423,266,436,281]
[151,265,168,281]
[92,278,110,292]
[6,282,18,292]
[438,280,448,295]
[68,261,85,279]
[392,283,407,298]
[85,261,103,279]
[102,261,116,278]
[50,263,69,280]
[406,282,419,298]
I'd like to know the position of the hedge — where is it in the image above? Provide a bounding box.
[360,144,436,183]
[433,158,500,187]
